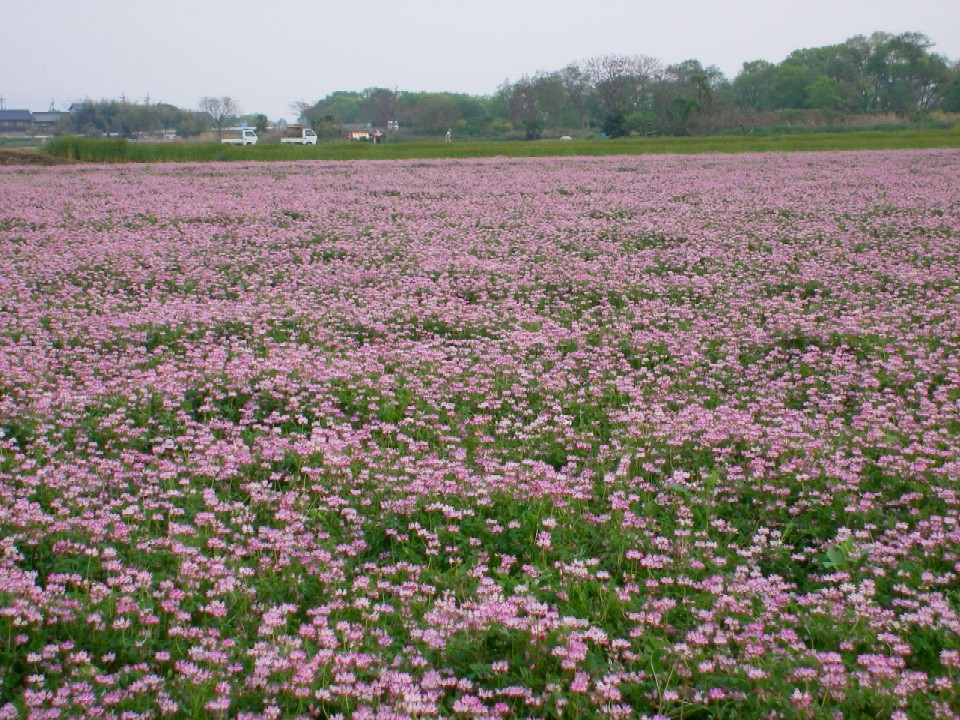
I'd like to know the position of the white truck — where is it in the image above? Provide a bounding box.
[221,128,258,145]
[281,125,318,145]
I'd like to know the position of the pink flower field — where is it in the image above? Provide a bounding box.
[1,150,959,719]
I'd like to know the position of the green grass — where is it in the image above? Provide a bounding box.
[42,126,960,163]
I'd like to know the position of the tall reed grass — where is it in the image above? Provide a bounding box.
[45,136,131,162]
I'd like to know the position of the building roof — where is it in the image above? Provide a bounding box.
[0,110,33,122]
[32,111,68,123]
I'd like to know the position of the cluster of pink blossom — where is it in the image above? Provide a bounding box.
[1,149,959,718]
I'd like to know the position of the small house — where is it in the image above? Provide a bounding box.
[0,110,34,133]
[31,111,70,131]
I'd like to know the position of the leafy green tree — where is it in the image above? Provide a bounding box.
[941,64,960,112]
[778,41,869,112]
[732,60,776,110]
[806,77,845,111]
[601,105,629,137]
[306,91,364,126]
[833,35,875,111]
[863,32,948,113]
[447,94,496,136]
[768,65,818,109]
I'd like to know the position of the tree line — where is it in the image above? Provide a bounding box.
[56,31,960,140]
[300,32,959,138]
[59,101,210,139]
[60,96,274,141]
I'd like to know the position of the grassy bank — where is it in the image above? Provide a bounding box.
[39,126,960,163]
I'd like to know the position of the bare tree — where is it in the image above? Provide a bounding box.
[582,54,663,114]
[290,100,310,124]
[199,96,240,140]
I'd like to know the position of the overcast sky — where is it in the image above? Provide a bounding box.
[2,0,958,122]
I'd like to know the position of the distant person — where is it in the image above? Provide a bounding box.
[445,129,452,142]
[374,130,382,144]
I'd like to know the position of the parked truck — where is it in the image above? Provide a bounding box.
[221,128,258,145]
[281,125,318,145]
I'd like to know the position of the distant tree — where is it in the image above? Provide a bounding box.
[833,35,875,111]
[69,101,109,136]
[732,60,777,110]
[290,100,310,124]
[286,30,956,141]
[431,93,496,137]
[558,64,594,128]
[305,113,337,139]
[523,118,543,140]
[805,77,846,111]
[254,114,269,133]
[56,99,207,138]
[655,59,726,134]
[767,65,818,109]
[305,91,364,126]
[361,88,400,129]
[497,76,542,129]
[583,54,663,118]
[601,105,630,137]
[942,63,960,112]
[760,36,879,113]
[862,32,947,112]
[401,93,461,134]
[529,72,569,132]
[199,96,240,140]
[174,111,208,138]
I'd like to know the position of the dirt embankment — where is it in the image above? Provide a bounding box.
[0,149,78,166]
